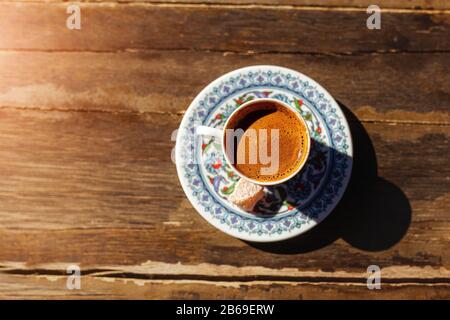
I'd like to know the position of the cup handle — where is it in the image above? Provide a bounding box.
[196,126,223,141]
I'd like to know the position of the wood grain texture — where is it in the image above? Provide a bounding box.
[0,109,448,274]
[0,0,449,299]
[5,0,450,10]
[1,3,450,53]
[0,51,449,122]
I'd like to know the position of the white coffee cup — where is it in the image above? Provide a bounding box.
[196,98,311,186]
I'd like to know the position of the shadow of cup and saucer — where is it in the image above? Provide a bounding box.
[247,102,411,253]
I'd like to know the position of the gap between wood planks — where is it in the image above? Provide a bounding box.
[3,1,450,14]
[0,104,449,126]
[1,48,450,57]
[1,261,450,285]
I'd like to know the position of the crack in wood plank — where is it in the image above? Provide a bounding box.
[2,273,450,287]
[1,273,449,299]
[1,48,450,56]
[1,104,449,126]
[0,104,186,116]
[1,261,450,284]
[2,1,450,14]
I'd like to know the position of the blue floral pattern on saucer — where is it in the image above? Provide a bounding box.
[176,66,353,242]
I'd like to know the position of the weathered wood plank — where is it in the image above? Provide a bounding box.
[0,273,449,299]
[6,0,450,10]
[0,108,448,272]
[1,3,449,53]
[2,261,450,281]
[1,51,449,122]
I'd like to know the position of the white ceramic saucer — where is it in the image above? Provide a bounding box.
[176,65,353,242]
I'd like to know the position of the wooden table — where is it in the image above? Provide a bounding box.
[0,0,449,299]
